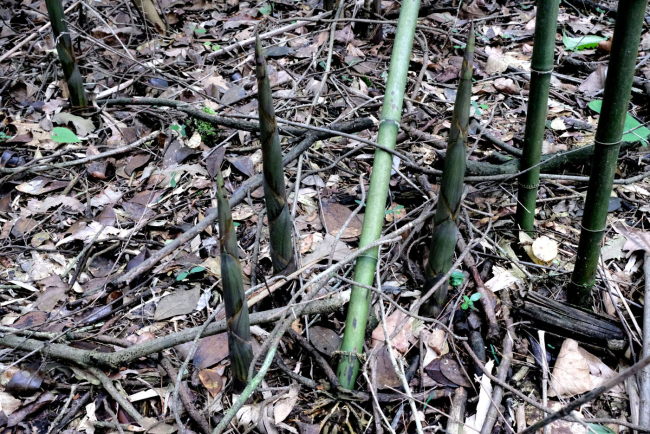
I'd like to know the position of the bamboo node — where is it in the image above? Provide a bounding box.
[518,182,540,190]
[594,139,623,146]
[579,224,606,234]
[331,350,367,363]
[529,67,554,74]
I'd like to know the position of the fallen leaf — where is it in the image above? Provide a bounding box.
[301,234,354,264]
[0,392,22,416]
[125,154,151,176]
[549,339,619,397]
[308,326,341,356]
[16,177,68,195]
[322,201,363,239]
[613,223,650,256]
[52,112,96,137]
[199,368,224,397]
[27,195,85,214]
[494,77,519,95]
[578,65,607,94]
[154,288,200,320]
[176,333,229,369]
[274,383,300,424]
[371,310,412,354]
[484,266,523,292]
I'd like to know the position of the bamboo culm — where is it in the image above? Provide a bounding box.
[255,36,295,275]
[515,0,559,234]
[568,0,648,306]
[335,0,421,390]
[45,0,87,108]
[420,26,475,318]
[217,172,254,393]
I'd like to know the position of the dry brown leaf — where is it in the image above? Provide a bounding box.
[322,201,363,239]
[199,368,224,397]
[371,310,412,354]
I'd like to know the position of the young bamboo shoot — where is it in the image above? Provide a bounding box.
[420,26,475,318]
[217,172,254,393]
[255,37,295,275]
[45,0,87,108]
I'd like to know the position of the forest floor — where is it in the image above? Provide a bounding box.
[1,0,650,433]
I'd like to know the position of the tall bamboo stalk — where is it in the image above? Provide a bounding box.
[217,172,254,394]
[515,0,559,234]
[255,36,295,275]
[420,26,475,318]
[45,0,87,108]
[335,0,420,390]
[568,0,648,306]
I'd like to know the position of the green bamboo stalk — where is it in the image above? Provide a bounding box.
[335,0,420,390]
[420,26,475,318]
[568,0,648,306]
[217,172,253,393]
[255,36,295,275]
[515,0,559,234]
[45,0,87,108]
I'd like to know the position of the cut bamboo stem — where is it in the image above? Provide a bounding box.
[515,0,560,234]
[568,0,648,306]
[45,0,87,108]
[335,0,421,390]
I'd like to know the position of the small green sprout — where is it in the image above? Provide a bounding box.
[461,292,481,310]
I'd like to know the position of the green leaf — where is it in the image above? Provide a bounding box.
[480,104,489,110]
[212,44,221,51]
[190,266,205,274]
[176,272,189,281]
[258,4,272,15]
[461,302,469,310]
[450,270,465,287]
[51,127,81,143]
[171,125,181,131]
[470,292,482,302]
[203,41,212,46]
[194,28,207,34]
[586,425,615,434]
[562,30,606,51]
[588,100,650,144]
[170,172,177,188]
[463,295,470,302]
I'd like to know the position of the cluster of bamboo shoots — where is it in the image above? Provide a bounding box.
[46,0,649,396]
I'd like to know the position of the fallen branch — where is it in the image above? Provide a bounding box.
[0,131,161,174]
[0,296,347,368]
